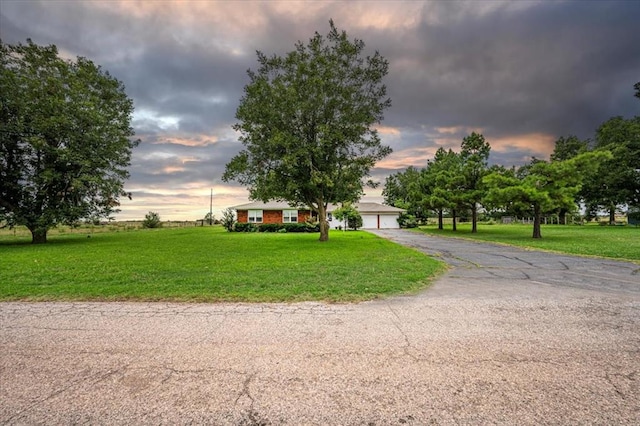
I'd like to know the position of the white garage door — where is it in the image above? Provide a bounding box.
[379,214,400,229]
[361,214,378,229]
[360,214,400,229]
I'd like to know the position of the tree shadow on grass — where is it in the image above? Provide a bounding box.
[0,234,99,247]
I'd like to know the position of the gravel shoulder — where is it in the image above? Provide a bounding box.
[1,230,639,425]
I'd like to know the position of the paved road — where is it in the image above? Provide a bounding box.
[1,230,639,425]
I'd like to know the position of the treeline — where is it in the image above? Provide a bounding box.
[383,95,640,239]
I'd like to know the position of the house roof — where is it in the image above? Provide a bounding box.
[231,201,405,214]
[352,202,405,214]
[231,201,304,210]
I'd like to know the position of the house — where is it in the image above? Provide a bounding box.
[233,201,316,225]
[232,201,405,229]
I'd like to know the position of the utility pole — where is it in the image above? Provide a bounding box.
[209,188,213,225]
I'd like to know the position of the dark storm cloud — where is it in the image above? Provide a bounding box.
[2,0,638,219]
[112,44,248,122]
[380,1,640,139]
[128,134,241,188]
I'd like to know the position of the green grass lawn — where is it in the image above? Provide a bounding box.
[0,227,445,302]
[416,223,640,262]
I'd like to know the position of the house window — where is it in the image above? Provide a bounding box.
[283,210,298,223]
[248,210,263,223]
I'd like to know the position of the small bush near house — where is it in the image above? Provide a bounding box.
[235,222,258,232]
[284,222,320,232]
[221,208,236,232]
[233,222,320,233]
[258,223,281,233]
[142,211,162,229]
[333,204,363,230]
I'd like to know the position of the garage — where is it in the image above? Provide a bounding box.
[328,202,405,229]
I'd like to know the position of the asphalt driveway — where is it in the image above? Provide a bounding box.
[368,229,640,298]
[1,230,639,425]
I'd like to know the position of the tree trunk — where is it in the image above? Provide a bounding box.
[559,209,567,225]
[471,203,477,233]
[609,206,616,225]
[317,203,329,242]
[438,209,443,230]
[452,208,457,232]
[532,204,542,239]
[30,227,48,244]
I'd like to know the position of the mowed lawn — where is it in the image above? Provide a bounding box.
[0,227,445,302]
[417,223,640,262]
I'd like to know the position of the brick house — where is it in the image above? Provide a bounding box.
[232,201,404,229]
[234,201,316,225]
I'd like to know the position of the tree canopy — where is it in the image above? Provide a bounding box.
[0,39,138,243]
[380,87,637,235]
[383,166,424,216]
[550,135,588,162]
[383,136,487,232]
[580,116,640,223]
[459,132,491,233]
[484,152,611,238]
[222,21,392,241]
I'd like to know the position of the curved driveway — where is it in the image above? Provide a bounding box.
[369,229,640,298]
[1,230,639,425]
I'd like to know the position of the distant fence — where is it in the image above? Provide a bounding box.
[501,216,569,225]
[0,221,218,238]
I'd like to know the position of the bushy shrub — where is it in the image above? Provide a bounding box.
[397,212,418,228]
[333,204,362,230]
[142,211,162,228]
[258,223,281,233]
[232,222,320,233]
[221,208,236,232]
[284,222,319,232]
[234,222,258,232]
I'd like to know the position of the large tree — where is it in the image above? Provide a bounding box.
[424,147,463,230]
[382,166,429,222]
[581,116,640,223]
[550,135,589,224]
[381,149,464,230]
[459,132,491,233]
[0,40,138,243]
[484,152,610,238]
[223,21,391,241]
[383,166,420,209]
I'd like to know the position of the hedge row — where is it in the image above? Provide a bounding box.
[234,222,320,233]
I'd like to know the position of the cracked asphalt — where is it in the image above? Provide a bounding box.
[1,229,639,425]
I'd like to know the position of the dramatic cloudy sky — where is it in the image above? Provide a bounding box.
[2,0,639,220]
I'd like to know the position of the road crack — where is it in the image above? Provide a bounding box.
[604,371,637,398]
[386,302,417,361]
